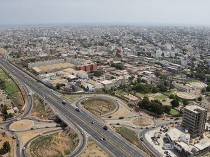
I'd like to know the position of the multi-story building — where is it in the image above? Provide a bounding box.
[182,105,207,137]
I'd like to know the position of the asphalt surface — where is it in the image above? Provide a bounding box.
[0,59,147,157]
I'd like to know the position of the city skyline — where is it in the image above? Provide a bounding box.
[0,0,210,26]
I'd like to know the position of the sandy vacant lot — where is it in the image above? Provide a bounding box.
[82,98,116,116]
[109,105,134,119]
[132,117,153,126]
[79,139,110,157]
[9,120,34,131]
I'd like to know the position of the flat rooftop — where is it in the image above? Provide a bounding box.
[185,105,206,113]
[100,80,113,85]
[194,140,210,150]
[166,127,190,141]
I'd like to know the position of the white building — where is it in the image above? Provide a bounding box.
[155,49,162,58]
[100,80,114,90]
[164,51,171,57]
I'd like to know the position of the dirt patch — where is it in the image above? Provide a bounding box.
[82,98,116,116]
[28,129,79,157]
[9,120,34,131]
[110,105,133,118]
[79,139,110,157]
[0,130,15,157]
[132,117,153,126]
[65,95,80,103]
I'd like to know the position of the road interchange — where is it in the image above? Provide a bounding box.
[0,59,147,157]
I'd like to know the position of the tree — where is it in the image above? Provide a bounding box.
[157,85,168,92]
[164,106,171,114]
[138,97,164,115]
[152,87,159,93]
[206,85,210,92]
[183,100,189,106]
[1,141,11,154]
[0,80,6,90]
[93,70,103,77]
[111,63,125,70]
[169,94,175,99]
[198,96,202,101]
[55,83,61,90]
[171,99,179,108]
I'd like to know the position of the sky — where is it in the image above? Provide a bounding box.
[0,0,210,26]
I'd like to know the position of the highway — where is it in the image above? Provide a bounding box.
[0,59,147,157]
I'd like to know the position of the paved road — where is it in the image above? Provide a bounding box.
[0,59,147,157]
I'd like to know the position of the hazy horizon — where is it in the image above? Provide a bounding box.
[1,0,210,27]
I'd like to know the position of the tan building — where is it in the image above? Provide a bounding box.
[182,105,207,137]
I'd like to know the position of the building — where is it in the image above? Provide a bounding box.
[182,105,207,137]
[100,80,114,90]
[165,127,210,157]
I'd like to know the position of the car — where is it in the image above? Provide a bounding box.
[62,100,66,105]
[119,116,124,119]
[75,108,80,112]
[103,126,108,130]
[140,137,144,141]
[16,144,19,147]
[146,127,148,129]
[22,147,26,151]
[100,138,104,141]
[174,118,179,121]
[91,121,94,124]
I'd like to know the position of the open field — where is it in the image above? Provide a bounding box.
[0,69,19,95]
[9,120,34,131]
[115,90,128,96]
[0,68,24,117]
[28,129,79,157]
[109,105,132,119]
[115,127,150,156]
[132,117,153,126]
[154,94,168,100]
[169,108,180,117]
[65,95,80,103]
[79,139,110,157]
[31,94,49,119]
[82,98,116,116]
